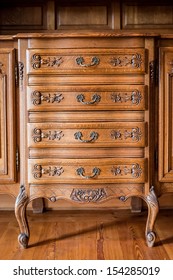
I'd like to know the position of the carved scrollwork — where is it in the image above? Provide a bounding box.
[31,91,64,105]
[110,127,142,142]
[32,164,64,179]
[110,53,142,68]
[70,188,107,203]
[32,128,64,142]
[111,163,142,178]
[111,90,142,105]
[31,54,63,69]
[76,56,100,67]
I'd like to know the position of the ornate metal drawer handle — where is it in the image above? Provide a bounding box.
[76,56,100,67]
[76,94,101,105]
[74,131,99,143]
[76,167,101,179]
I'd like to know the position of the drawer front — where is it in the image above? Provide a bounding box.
[28,122,146,148]
[27,85,146,111]
[27,48,145,74]
[28,158,146,184]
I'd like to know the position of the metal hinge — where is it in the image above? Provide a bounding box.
[15,61,24,87]
[150,60,158,86]
[15,63,18,86]
[16,146,20,172]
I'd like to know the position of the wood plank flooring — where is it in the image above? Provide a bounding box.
[0,209,173,260]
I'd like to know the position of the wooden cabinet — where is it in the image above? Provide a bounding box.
[0,43,18,200]
[14,33,158,248]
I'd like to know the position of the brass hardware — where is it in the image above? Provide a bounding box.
[76,167,101,179]
[74,131,99,143]
[76,93,101,105]
[76,56,100,67]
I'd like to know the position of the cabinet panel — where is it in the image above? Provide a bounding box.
[0,48,16,182]
[55,0,117,30]
[159,48,173,182]
[122,1,173,29]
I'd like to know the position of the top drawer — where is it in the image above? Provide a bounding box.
[27,48,146,75]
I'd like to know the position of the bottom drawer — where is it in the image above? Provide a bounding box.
[28,158,146,184]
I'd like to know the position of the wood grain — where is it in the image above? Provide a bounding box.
[0,209,171,260]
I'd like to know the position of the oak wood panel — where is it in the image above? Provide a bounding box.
[122,1,173,29]
[159,47,173,182]
[28,111,145,123]
[27,85,146,111]
[0,1,47,34]
[29,147,144,159]
[0,48,16,183]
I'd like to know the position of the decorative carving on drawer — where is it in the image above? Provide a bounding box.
[32,128,64,142]
[70,188,107,203]
[31,54,63,69]
[110,53,142,68]
[76,56,100,67]
[74,131,99,143]
[31,91,64,105]
[111,90,142,105]
[111,163,142,178]
[110,127,142,142]
[76,167,101,179]
[76,93,101,105]
[32,164,64,179]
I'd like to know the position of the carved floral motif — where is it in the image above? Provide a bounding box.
[32,128,64,142]
[32,164,64,179]
[110,53,142,68]
[111,90,142,105]
[31,91,64,105]
[110,127,142,142]
[111,163,142,178]
[31,54,63,69]
[70,188,107,203]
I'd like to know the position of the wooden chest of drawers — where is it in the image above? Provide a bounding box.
[15,33,158,248]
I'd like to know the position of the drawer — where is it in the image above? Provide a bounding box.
[28,122,146,148]
[28,158,146,184]
[27,48,145,75]
[27,85,146,111]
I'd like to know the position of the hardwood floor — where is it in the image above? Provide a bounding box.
[0,209,173,260]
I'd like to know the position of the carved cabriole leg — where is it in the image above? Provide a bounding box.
[15,185,29,248]
[143,186,159,248]
[119,186,158,247]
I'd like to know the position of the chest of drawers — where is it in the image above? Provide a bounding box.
[15,33,158,248]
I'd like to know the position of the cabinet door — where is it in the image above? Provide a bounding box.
[0,48,16,183]
[159,48,173,182]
